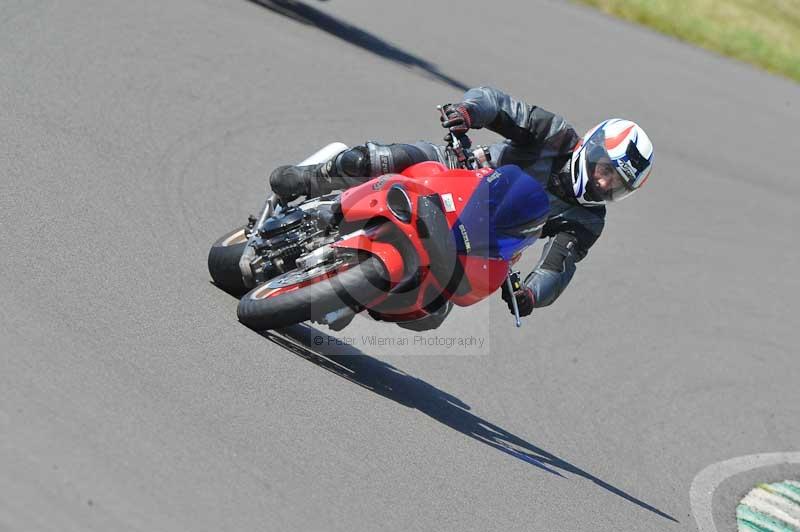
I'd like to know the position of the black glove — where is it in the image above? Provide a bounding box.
[501,272,535,317]
[440,103,472,136]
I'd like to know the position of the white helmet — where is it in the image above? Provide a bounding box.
[570,119,654,205]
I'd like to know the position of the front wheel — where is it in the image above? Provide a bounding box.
[208,226,249,297]
[237,255,390,330]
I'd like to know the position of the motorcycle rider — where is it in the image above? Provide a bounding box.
[270,86,654,327]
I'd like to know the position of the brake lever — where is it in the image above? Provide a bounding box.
[436,104,447,123]
[505,272,522,328]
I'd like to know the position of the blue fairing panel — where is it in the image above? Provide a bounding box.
[452,165,549,260]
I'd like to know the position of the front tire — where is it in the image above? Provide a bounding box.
[208,226,249,297]
[237,255,389,330]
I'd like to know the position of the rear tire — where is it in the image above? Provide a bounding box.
[237,256,389,330]
[208,226,249,297]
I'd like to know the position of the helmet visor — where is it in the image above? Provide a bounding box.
[581,130,637,203]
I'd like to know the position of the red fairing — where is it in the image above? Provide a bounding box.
[399,161,447,179]
[338,165,494,226]
[449,255,509,307]
[334,162,508,321]
[338,174,408,223]
[399,165,494,228]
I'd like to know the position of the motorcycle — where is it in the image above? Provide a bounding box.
[208,112,550,331]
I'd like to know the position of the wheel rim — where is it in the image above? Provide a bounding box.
[248,259,349,300]
[220,228,248,246]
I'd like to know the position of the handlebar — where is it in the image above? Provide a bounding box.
[436,105,492,171]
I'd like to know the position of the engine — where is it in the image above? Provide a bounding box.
[245,202,338,284]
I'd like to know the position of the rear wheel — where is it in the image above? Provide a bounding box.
[237,255,389,330]
[208,226,249,297]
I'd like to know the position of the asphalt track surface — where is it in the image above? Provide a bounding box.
[1,1,799,530]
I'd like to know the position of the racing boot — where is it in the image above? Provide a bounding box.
[269,142,436,202]
[269,146,372,202]
[268,163,322,202]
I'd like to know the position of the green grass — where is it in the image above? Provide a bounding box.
[576,0,800,83]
